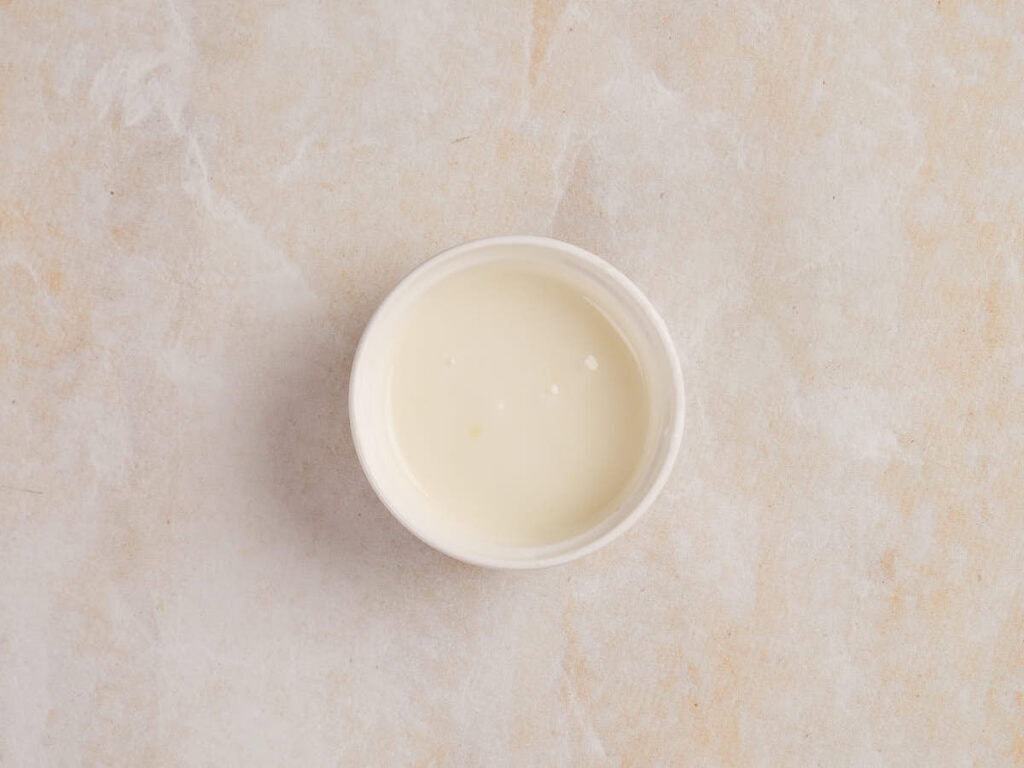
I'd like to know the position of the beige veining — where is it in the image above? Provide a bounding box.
[1,0,1022,765]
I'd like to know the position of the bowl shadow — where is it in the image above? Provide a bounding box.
[256,294,475,591]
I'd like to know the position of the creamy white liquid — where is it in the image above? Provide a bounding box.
[387,261,650,548]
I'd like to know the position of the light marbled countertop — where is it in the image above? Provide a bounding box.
[2,1,1022,765]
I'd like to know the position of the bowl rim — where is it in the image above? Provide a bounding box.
[348,235,685,569]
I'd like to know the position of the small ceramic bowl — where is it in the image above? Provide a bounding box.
[349,236,684,568]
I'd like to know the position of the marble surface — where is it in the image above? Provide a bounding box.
[2,1,1023,765]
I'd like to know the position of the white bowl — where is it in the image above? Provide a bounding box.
[349,236,684,568]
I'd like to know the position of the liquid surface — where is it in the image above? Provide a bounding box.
[388,262,649,547]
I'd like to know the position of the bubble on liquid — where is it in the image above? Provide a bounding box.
[584,354,599,371]
[549,383,560,395]
[496,400,506,411]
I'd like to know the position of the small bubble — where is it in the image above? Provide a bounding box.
[584,354,599,371]
[549,383,560,395]
[444,356,456,367]
[496,400,506,411]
